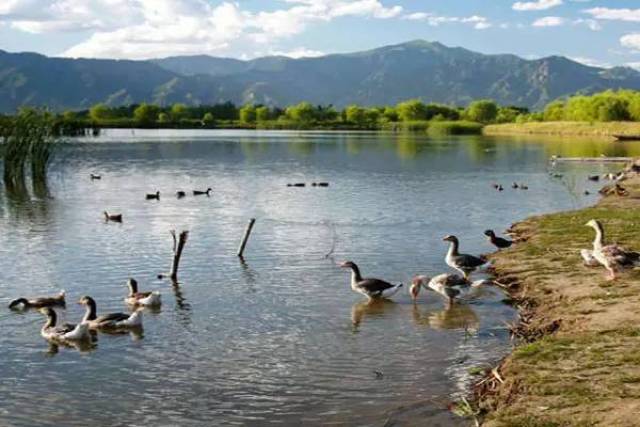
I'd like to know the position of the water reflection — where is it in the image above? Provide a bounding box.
[350,299,398,329]
[412,304,480,331]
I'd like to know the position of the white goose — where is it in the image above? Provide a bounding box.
[586,219,640,280]
[410,274,490,304]
[124,278,161,307]
[40,308,91,342]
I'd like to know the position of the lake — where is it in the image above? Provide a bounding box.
[0,130,634,426]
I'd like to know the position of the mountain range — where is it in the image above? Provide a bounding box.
[1,40,639,113]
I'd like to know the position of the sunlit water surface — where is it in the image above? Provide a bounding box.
[1,130,634,426]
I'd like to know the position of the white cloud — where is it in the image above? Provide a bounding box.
[266,48,326,58]
[573,18,601,31]
[0,0,404,59]
[584,8,640,22]
[568,56,611,68]
[532,16,565,27]
[513,0,563,12]
[626,62,640,70]
[403,12,492,29]
[621,33,640,51]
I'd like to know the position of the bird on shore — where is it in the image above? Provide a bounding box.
[410,274,490,305]
[104,211,123,222]
[9,291,66,310]
[339,261,403,300]
[176,191,186,199]
[585,219,640,280]
[40,308,90,342]
[193,188,212,196]
[78,296,143,329]
[443,235,487,279]
[124,278,161,307]
[484,230,512,249]
[146,191,160,200]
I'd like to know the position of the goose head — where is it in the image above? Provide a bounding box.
[442,235,458,244]
[585,219,601,230]
[77,295,96,307]
[339,261,356,270]
[127,278,138,295]
[484,230,496,238]
[410,275,429,301]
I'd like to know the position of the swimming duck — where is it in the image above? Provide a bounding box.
[410,274,489,304]
[585,219,640,280]
[124,278,161,307]
[520,184,528,190]
[146,191,160,200]
[90,174,101,180]
[176,191,186,199]
[339,261,403,300]
[497,185,504,192]
[78,296,142,329]
[193,188,212,196]
[484,230,512,249]
[9,290,65,310]
[443,235,487,279]
[40,308,90,342]
[103,211,122,222]
[511,182,519,189]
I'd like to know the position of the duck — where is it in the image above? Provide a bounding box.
[124,278,161,307]
[410,274,490,304]
[585,219,640,280]
[78,296,143,329]
[588,175,600,182]
[176,191,186,199]
[146,191,160,200]
[9,290,65,310]
[520,184,529,190]
[103,211,122,222]
[492,183,499,190]
[40,308,90,342]
[193,188,212,196]
[497,185,504,192]
[484,230,512,249]
[90,174,101,180]
[339,261,403,300]
[511,182,519,189]
[443,235,487,279]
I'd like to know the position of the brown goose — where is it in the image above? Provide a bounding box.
[40,308,90,342]
[340,261,402,300]
[124,279,161,307]
[9,291,65,310]
[104,211,123,222]
[79,296,142,329]
[586,219,640,280]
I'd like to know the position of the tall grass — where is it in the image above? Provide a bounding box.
[2,108,58,193]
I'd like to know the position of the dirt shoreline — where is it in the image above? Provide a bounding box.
[474,162,640,426]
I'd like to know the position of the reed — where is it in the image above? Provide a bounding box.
[2,108,58,191]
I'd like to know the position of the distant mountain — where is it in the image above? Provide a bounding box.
[1,40,640,113]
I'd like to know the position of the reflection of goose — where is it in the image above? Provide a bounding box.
[443,235,487,279]
[9,291,65,310]
[124,278,161,307]
[79,296,143,329]
[586,219,640,280]
[350,299,396,327]
[412,304,480,331]
[40,308,90,342]
[340,261,403,300]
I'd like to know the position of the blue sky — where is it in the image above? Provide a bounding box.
[0,0,639,68]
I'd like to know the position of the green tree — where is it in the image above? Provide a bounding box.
[465,100,498,123]
[285,102,316,123]
[382,106,399,122]
[256,106,271,122]
[396,99,428,121]
[133,103,159,125]
[543,101,565,121]
[89,103,112,122]
[158,112,170,123]
[345,105,367,126]
[202,112,215,125]
[171,103,189,120]
[239,105,257,123]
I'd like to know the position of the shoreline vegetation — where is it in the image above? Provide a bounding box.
[474,162,640,425]
[484,122,640,139]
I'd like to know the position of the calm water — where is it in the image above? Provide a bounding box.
[0,130,633,426]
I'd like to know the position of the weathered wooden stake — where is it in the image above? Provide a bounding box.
[237,218,256,258]
[169,230,189,281]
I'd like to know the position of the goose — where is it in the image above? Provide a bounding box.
[520,184,529,190]
[103,211,122,222]
[9,290,65,310]
[580,249,600,267]
[193,188,212,196]
[176,191,186,199]
[78,296,143,329]
[588,175,600,182]
[497,185,504,192]
[410,274,490,304]
[484,230,512,249]
[511,182,519,189]
[339,261,403,300]
[90,174,101,180]
[443,235,487,279]
[585,219,640,280]
[124,278,161,307]
[40,308,90,342]
[146,191,160,200]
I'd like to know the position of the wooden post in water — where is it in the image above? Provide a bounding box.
[169,230,189,282]
[237,218,256,258]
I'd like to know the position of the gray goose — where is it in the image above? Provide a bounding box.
[340,261,403,300]
[443,235,487,279]
[9,291,65,310]
[585,219,640,280]
[78,296,142,329]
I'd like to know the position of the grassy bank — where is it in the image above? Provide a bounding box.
[484,121,640,139]
[477,168,640,425]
